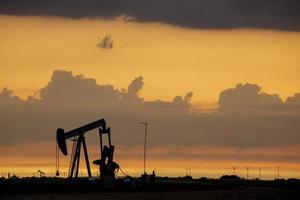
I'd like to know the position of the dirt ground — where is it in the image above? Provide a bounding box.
[2,188,299,200]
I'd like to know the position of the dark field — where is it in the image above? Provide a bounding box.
[1,178,300,200]
[2,188,300,200]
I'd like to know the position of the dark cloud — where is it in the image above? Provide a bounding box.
[0,0,299,31]
[0,70,300,147]
[97,35,113,49]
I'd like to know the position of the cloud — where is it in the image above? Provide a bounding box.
[127,76,143,96]
[122,76,144,104]
[0,87,23,105]
[97,35,113,49]
[39,70,121,106]
[0,70,300,148]
[218,83,282,113]
[286,93,300,105]
[0,0,299,31]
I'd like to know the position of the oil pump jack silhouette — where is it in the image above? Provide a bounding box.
[56,119,119,184]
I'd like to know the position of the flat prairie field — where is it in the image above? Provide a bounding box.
[2,188,300,200]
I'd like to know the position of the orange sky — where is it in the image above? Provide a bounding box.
[1,15,300,105]
[1,142,300,179]
[1,15,300,179]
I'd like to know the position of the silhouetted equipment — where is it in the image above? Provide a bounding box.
[55,142,60,176]
[37,170,45,177]
[220,174,241,180]
[185,168,192,177]
[140,122,148,175]
[56,119,119,182]
[141,170,156,187]
[246,167,249,180]
[92,124,120,187]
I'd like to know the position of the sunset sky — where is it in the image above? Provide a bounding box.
[0,0,300,179]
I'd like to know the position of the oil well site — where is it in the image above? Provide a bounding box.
[2,0,300,199]
[1,119,300,200]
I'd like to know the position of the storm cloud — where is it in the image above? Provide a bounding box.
[0,70,300,147]
[0,0,300,31]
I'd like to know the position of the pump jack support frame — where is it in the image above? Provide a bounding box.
[56,119,118,180]
[69,135,92,178]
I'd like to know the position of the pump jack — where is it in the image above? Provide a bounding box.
[56,119,119,181]
[37,170,45,177]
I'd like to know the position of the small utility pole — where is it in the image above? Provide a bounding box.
[233,167,236,175]
[246,167,249,180]
[141,122,148,175]
[277,166,280,179]
[259,168,261,179]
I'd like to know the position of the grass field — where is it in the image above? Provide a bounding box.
[1,177,300,200]
[2,187,300,200]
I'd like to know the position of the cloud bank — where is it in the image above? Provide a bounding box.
[0,70,300,147]
[0,0,300,31]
